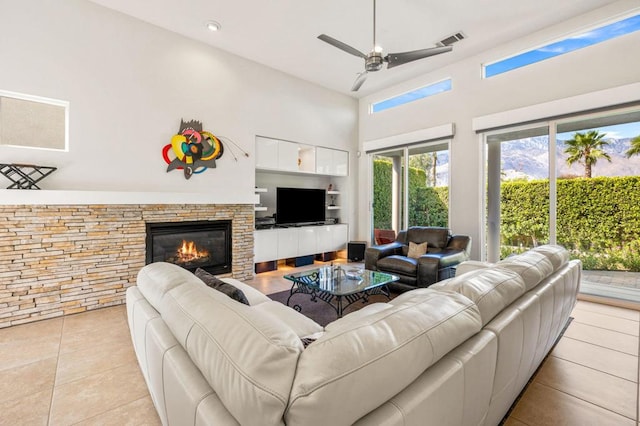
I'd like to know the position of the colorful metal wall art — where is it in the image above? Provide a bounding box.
[162,120,223,179]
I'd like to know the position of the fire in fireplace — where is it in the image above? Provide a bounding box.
[145,220,232,275]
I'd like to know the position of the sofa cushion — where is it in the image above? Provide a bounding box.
[408,241,428,258]
[497,251,554,291]
[252,300,323,338]
[377,255,417,276]
[285,290,482,426]
[455,260,494,276]
[531,245,570,271]
[195,268,249,305]
[324,303,395,333]
[430,268,526,326]
[137,262,301,426]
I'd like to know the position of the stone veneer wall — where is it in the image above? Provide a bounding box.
[0,204,254,328]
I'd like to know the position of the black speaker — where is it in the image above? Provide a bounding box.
[348,241,367,262]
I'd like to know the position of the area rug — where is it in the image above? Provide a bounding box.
[268,289,397,327]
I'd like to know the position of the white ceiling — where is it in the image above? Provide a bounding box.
[88,0,620,97]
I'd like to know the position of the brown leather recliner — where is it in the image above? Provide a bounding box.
[364,226,471,292]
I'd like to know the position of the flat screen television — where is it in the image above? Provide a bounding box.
[276,187,326,225]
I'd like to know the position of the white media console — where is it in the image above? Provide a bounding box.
[254,224,348,264]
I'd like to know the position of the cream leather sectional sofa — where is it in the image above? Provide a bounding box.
[126,245,580,425]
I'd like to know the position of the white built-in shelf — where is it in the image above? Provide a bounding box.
[327,206,340,210]
[254,188,267,210]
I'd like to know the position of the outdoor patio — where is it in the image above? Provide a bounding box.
[581,270,640,304]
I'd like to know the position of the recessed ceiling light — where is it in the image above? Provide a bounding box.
[205,21,221,32]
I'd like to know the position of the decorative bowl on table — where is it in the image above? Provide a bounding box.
[345,267,364,280]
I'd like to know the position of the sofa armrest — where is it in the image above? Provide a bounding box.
[447,235,472,256]
[364,242,404,270]
[416,255,440,287]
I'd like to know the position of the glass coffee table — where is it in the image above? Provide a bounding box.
[283,265,399,318]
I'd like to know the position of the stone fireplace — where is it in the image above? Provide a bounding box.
[0,203,254,328]
[146,220,232,275]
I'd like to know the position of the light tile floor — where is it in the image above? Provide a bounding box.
[1,263,639,425]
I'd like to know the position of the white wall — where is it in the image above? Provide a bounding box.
[358,0,640,258]
[0,0,358,206]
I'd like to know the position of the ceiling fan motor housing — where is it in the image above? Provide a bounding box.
[365,52,384,71]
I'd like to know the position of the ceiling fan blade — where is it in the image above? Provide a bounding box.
[318,34,367,59]
[385,45,453,69]
[351,71,368,92]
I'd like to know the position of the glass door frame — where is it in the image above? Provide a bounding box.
[482,104,640,262]
[483,121,557,262]
[369,140,451,242]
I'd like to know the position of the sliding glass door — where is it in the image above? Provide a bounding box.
[485,124,550,262]
[484,107,640,301]
[407,142,449,228]
[372,150,405,234]
[371,141,449,243]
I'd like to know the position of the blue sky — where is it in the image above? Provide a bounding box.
[372,79,452,113]
[558,122,640,140]
[486,14,640,78]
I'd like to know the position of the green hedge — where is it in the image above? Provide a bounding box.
[501,176,640,271]
[373,159,448,229]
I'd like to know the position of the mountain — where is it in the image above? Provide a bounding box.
[500,136,640,180]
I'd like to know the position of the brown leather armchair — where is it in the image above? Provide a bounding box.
[365,226,471,292]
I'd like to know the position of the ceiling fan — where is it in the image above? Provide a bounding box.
[318,0,453,92]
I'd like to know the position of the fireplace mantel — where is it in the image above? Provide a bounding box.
[0,189,259,205]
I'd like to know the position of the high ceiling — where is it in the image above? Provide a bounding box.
[88,0,620,97]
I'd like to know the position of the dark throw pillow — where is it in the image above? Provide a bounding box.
[194,268,250,305]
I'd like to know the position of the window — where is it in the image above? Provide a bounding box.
[0,91,68,151]
[484,13,640,78]
[371,79,452,113]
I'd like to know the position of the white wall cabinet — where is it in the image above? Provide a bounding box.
[256,136,348,176]
[255,136,279,170]
[333,149,349,176]
[315,147,333,175]
[277,140,300,172]
[254,224,348,263]
[316,147,348,176]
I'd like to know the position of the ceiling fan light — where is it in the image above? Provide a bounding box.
[205,21,221,32]
[373,45,383,53]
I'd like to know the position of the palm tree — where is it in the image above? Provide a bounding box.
[564,130,612,178]
[625,135,640,158]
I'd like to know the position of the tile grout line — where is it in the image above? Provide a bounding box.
[47,316,65,426]
[574,306,640,323]
[514,381,637,423]
[563,333,639,357]
[573,318,640,338]
[637,317,640,424]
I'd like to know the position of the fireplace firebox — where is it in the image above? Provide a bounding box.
[145,220,232,275]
